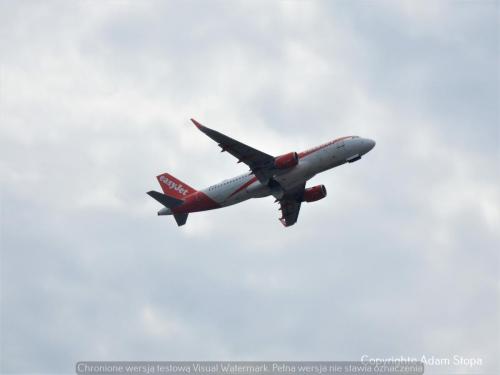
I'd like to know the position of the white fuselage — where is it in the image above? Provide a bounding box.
[196,136,375,209]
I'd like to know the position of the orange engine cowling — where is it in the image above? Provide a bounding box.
[303,185,327,202]
[274,152,299,169]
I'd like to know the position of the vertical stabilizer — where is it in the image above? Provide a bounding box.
[156,173,197,200]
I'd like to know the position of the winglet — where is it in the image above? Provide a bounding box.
[190,118,203,129]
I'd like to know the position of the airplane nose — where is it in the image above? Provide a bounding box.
[361,138,376,154]
[366,139,376,151]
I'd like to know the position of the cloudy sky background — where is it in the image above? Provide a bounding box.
[1,1,499,374]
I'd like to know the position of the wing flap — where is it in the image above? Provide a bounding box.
[278,183,306,227]
[279,199,302,227]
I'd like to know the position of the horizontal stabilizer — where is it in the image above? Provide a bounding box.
[147,190,183,208]
[174,213,189,226]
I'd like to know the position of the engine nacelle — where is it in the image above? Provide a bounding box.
[303,185,327,202]
[274,152,299,169]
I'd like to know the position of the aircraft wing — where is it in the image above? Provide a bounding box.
[278,183,306,227]
[191,119,275,183]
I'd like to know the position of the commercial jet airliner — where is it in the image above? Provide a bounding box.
[147,119,375,227]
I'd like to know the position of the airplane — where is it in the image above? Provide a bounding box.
[147,119,375,227]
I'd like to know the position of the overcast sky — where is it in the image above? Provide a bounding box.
[1,1,499,374]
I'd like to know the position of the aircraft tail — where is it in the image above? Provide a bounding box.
[173,213,189,226]
[147,190,183,208]
[147,190,189,227]
[156,173,197,200]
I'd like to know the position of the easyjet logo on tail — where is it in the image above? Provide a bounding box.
[159,175,189,196]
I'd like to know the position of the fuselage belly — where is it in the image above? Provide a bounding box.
[193,136,373,210]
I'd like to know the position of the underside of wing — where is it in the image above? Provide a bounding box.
[190,119,309,227]
[278,183,306,227]
[279,199,302,227]
[191,119,275,183]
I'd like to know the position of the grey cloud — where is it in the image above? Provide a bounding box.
[1,1,499,374]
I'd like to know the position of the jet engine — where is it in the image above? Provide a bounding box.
[303,185,327,202]
[274,152,299,169]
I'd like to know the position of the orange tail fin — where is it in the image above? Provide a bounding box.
[156,173,197,200]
